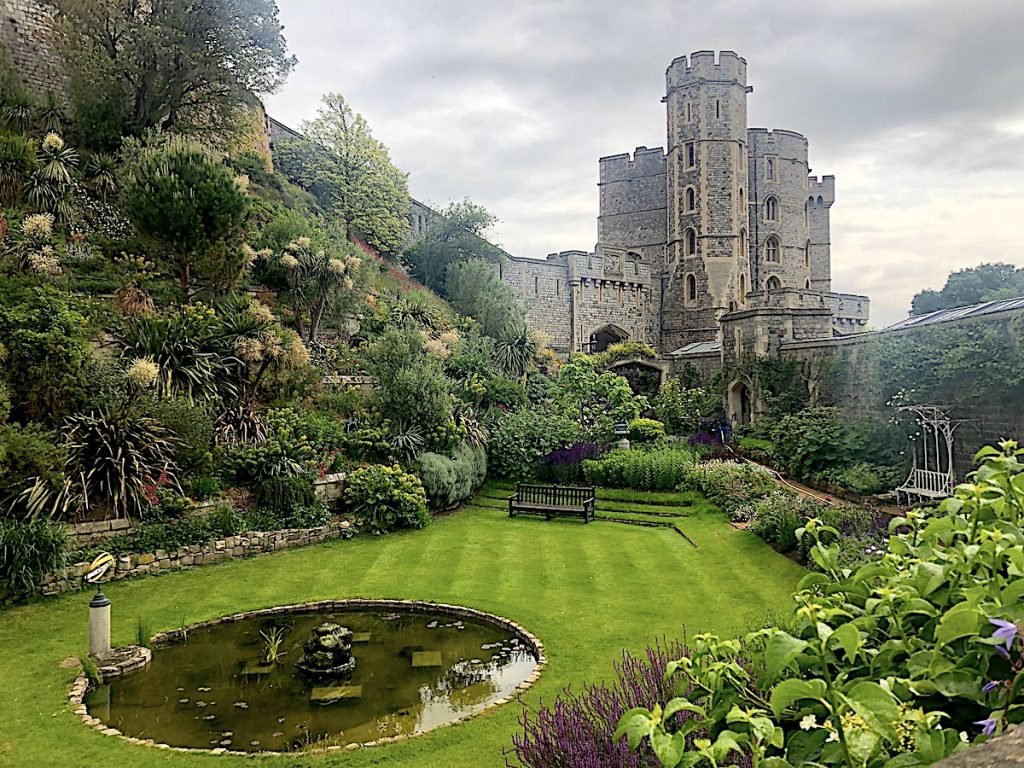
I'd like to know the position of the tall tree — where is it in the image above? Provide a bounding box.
[445,258,525,338]
[54,0,296,136]
[911,262,1024,315]
[403,198,502,294]
[275,93,410,255]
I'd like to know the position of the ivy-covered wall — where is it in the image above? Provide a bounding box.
[782,308,1024,474]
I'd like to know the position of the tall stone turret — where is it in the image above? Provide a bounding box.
[662,50,752,351]
[807,175,835,293]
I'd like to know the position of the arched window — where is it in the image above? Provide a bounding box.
[766,276,782,290]
[740,229,748,258]
[739,274,746,302]
[804,240,811,267]
[686,187,696,211]
[764,196,778,221]
[817,195,824,206]
[739,187,745,210]
[685,227,697,256]
[686,143,695,168]
[765,236,780,262]
[804,278,811,290]
[686,102,692,122]
[686,273,697,302]
[766,158,774,180]
[534,276,539,295]
[804,201,809,225]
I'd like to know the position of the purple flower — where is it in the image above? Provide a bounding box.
[974,718,998,736]
[996,646,1011,660]
[990,618,1019,652]
[982,680,1001,693]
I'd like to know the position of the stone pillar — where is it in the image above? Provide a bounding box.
[89,590,111,660]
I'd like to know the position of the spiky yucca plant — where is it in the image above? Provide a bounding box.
[63,408,179,520]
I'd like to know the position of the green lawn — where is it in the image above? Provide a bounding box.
[0,494,804,768]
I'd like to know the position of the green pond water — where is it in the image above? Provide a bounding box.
[84,607,538,752]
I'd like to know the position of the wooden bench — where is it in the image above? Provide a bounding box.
[508,484,596,523]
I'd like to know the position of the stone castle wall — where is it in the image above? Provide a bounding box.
[807,175,834,292]
[597,147,667,268]
[0,0,68,100]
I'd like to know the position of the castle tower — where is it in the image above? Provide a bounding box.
[747,129,812,292]
[807,175,835,293]
[661,51,752,351]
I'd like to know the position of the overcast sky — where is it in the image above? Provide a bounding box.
[265,0,1024,327]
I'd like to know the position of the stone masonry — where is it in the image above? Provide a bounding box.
[493,51,869,356]
[0,0,68,100]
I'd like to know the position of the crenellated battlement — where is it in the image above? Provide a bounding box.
[599,146,667,182]
[808,175,835,205]
[666,50,747,89]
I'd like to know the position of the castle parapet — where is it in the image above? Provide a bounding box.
[666,50,747,89]
[808,175,836,205]
[599,147,666,182]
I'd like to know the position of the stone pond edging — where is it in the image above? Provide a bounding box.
[42,520,354,597]
[68,598,547,756]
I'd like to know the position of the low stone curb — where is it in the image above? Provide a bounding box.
[41,520,355,597]
[68,598,546,756]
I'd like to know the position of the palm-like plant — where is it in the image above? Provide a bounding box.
[0,100,34,134]
[0,132,33,206]
[36,94,65,134]
[116,308,235,402]
[63,408,179,520]
[387,419,425,462]
[390,296,441,332]
[84,153,118,203]
[493,323,538,379]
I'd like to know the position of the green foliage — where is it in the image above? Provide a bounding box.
[417,443,488,510]
[55,0,295,135]
[822,462,904,497]
[277,93,409,254]
[486,406,581,480]
[551,356,650,443]
[655,379,716,435]
[689,460,778,517]
[590,341,657,369]
[148,397,214,474]
[0,281,92,423]
[253,475,315,518]
[63,406,179,520]
[403,198,501,294]
[618,441,1024,767]
[344,464,428,532]
[0,131,34,206]
[119,138,250,302]
[443,329,499,383]
[911,262,1024,315]
[364,328,454,444]
[627,418,665,444]
[493,323,539,379]
[219,407,317,486]
[0,516,72,600]
[581,446,695,490]
[769,406,846,480]
[445,258,525,338]
[0,423,64,509]
[482,376,528,410]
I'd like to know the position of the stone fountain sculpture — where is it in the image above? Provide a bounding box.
[295,623,357,678]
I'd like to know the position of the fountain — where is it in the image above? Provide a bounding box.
[295,622,357,678]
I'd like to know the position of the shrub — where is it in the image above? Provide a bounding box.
[0,131,33,206]
[825,461,904,496]
[0,422,63,509]
[63,407,179,520]
[551,357,649,443]
[768,406,846,480]
[483,376,529,410]
[219,407,317,486]
[344,465,428,532]
[417,443,487,510]
[689,460,776,516]
[627,418,665,444]
[0,516,72,600]
[582,446,695,491]
[748,490,805,553]
[654,379,716,436]
[487,406,581,479]
[253,475,315,518]
[149,397,214,474]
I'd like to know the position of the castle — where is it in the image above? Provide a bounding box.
[496,51,869,358]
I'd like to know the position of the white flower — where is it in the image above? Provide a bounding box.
[342,276,353,290]
[826,730,838,743]
[327,258,347,275]
[294,236,312,250]
[22,213,54,239]
[241,243,256,266]
[126,358,159,388]
[246,301,275,324]
[799,714,817,731]
[257,247,274,259]
[234,174,250,191]
[234,337,264,363]
[959,731,969,743]
[27,252,62,276]
[280,254,300,269]
[41,132,64,151]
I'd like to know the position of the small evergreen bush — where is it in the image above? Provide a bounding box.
[0,516,71,600]
[582,446,695,490]
[417,443,487,510]
[627,418,665,444]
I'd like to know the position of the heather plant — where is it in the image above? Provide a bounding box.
[617,441,1024,767]
[509,637,704,768]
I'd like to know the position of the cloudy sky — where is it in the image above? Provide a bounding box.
[265,0,1024,327]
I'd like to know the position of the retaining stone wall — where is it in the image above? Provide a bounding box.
[41,521,354,597]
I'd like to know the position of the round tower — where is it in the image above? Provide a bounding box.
[661,50,751,350]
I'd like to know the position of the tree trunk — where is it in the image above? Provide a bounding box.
[294,305,305,338]
[309,296,327,341]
